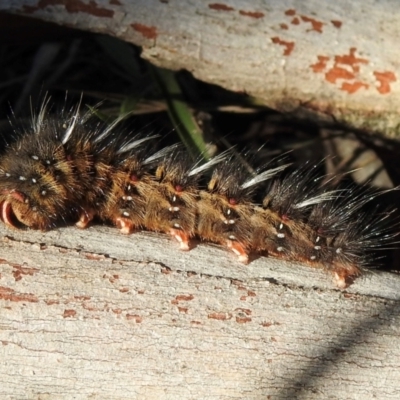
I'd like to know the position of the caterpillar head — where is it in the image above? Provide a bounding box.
[0,132,75,230]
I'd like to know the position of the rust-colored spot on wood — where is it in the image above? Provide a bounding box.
[325,66,355,84]
[285,9,296,16]
[131,23,158,40]
[82,303,98,312]
[331,20,342,28]
[0,286,38,302]
[280,23,289,30]
[271,37,295,56]
[84,253,106,261]
[126,314,142,323]
[109,0,121,4]
[310,55,330,73]
[175,294,194,302]
[291,17,300,25]
[63,309,76,318]
[12,264,39,281]
[74,295,91,300]
[119,287,129,293]
[178,307,188,313]
[208,3,235,11]
[341,81,369,94]
[45,299,59,305]
[335,47,368,73]
[23,0,114,17]
[374,71,397,94]
[239,10,264,18]
[236,316,252,324]
[300,15,324,33]
[208,312,232,320]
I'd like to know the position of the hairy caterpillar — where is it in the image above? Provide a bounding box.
[0,98,396,288]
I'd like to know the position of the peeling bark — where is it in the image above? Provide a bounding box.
[1,0,400,135]
[1,225,400,398]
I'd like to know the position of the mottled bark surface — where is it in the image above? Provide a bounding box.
[1,225,400,399]
[2,0,400,135]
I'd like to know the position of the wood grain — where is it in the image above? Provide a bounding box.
[1,224,400,399]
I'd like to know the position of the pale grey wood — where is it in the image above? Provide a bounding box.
[1,224,400,399]
[2,0,400,134]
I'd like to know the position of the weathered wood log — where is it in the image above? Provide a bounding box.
[1,0,400,135]
[1,2,400,398]
[1,224,400,399]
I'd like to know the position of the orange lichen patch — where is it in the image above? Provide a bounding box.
[131,23,158,40]
[285,9,296,16]
[335,47,368,73]
[63,309,77,318]
[208,312,232,320]
[23,0,114,17]
[208,3,235,11]
[0,286,38,302]
[171,294,194,304]
[239,10,264,18]
[331,20,342,28]
[310,55,330,73]
[280,23,289,30]
[126,314,142,323]
[178,306,188,313]
[291,17,300,25]
[271,37,295,56]
[341,81,369,94]
[236,316,252,323]
[300,15,324,33]
[12,264,39,281]
[325,66,355,84]
[311,48,371,94]
[374,71,397,94]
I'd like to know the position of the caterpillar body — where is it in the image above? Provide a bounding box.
[0,99,396,288]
